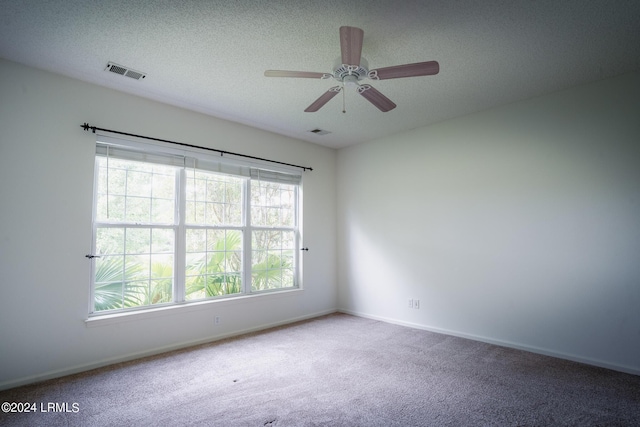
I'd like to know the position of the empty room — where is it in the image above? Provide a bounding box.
[1,1,639,425]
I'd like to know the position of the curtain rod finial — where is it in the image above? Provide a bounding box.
[81,123,96,133]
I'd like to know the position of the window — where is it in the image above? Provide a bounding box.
[90,139,301,315]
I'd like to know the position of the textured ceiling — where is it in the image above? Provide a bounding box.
[1,0,639,149]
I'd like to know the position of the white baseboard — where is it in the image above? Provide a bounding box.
[0,308,338,391]
[5,307,635,391]
[338,309,640,376]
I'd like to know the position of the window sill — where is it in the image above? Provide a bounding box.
[85,288,303,328]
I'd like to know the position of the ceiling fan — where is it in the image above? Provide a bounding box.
[264,26,439,113]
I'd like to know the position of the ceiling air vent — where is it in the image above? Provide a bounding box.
[309,128,331,136]
[105,62,146,80]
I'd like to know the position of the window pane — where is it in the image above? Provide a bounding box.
[150,279,172,305]
[251,181,295,227]
[103,195,125,221]
[152,228,174,253]
[186,171,243,226]
[126,197,150,222]
[151,254,173,277]
[151,198,174,223]
[185,228,242,300]
[124,281,148,308]
[96,227,124,254]
[127,170,151,197]
[251,230,295,291]
[95,157,175,224]
[125,228,150,254]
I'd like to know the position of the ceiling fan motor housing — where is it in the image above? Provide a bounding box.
[333,57,369,86]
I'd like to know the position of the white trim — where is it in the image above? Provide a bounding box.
[338,309,640,376]
[87,288,304,327]
[242,178,252,294]
[175,167,186,302]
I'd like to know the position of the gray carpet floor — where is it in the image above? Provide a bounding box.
[1,313,639,426]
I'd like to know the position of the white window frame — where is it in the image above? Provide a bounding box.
[88,132,303,317]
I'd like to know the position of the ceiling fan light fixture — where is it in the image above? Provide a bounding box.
[342,75,360,87]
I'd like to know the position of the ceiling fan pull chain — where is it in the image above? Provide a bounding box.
[342,83,346,113]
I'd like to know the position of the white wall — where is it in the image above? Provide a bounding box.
[337,71,640,374]
[0,59,337,389]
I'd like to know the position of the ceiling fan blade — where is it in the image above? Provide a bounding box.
[357,85,397,112]
[264,70,327,79]
[305,86,342,112]
[340,26,364,66]
[369,61,439,80]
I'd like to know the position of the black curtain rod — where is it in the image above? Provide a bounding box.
[81,123,313,172]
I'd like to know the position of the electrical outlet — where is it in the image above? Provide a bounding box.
[414,300,420,309]
[408,299,414,309]
[215,316,220,325]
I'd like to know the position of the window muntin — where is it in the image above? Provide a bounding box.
[91,147,301,315]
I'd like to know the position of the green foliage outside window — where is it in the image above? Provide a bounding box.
[92,154,298,313]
